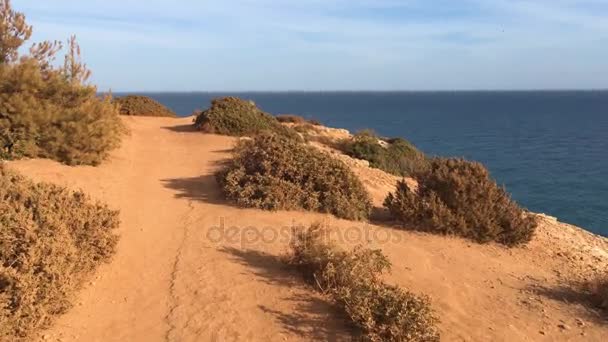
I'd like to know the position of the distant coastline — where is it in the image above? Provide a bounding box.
[108,89,608,95]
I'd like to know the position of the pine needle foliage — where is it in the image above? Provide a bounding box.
[0,0,32,64]
[0,0,124,165]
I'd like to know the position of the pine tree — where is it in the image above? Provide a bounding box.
[0,0,32,64]
[0,0,125,165]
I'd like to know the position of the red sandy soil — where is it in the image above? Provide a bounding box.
[7,116,608,341]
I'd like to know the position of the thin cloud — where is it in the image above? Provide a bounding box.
[12,0,608,91]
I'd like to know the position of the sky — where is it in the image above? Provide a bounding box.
[13,0,608,91]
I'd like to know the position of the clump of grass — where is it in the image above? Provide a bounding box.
[384,158,537,246]
[276,114,322,126]
[0,165,119,340]
[217,133,372,220]
[287,224,440,341]
[194,97,300,139]
[341,130,427,176]
[0,1,124,166]
[113,95,177,117]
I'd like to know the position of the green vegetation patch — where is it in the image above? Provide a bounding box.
[341,130,427,176]
[384,158,537,246]
[194,97,299,139]
[217,133,372,221]
[114,95,177,117]
[287,224,440,341]
[0,1,125,165]
[0,166,119,340]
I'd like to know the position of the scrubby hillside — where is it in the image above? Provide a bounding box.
[114,95,177,117]
[0,165,119,340]
[6,116,608,341]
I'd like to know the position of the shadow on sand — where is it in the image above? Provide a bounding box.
[162,123,198,133]
[220,247,352,341]
[161,174,228,206]
[160,152,233,205]
[526,283,607,324]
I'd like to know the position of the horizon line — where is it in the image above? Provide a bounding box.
[106,89,608,94]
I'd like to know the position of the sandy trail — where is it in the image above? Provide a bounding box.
[7,116,608,341]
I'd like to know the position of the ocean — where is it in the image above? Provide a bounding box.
[117,91,608,237]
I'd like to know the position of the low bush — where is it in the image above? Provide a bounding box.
[194,97,299,139]
[341,130,427,176]
[113,95,177,117]
[276,114,307,124]
[384,158,537,246]
[0,59,125,165]
[217,133,372,220]
[276,114,322,126]
[589,274,608,311]
[0,2,124,166]
[0,165,119,340]
[287,224,440,341]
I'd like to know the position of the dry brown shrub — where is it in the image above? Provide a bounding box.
[589,274,608,311]
[287,224,440,341]
[0,165,119,340]
[276,114,321,126]
[113,95,177,117]
[384,158,537,246]
[217,133,372,220]
[276,114,308,124]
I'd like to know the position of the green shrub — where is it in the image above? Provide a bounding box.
[384,158,537,246]
[113,95,176,117]
[287,224,440,341]
[217,133,372,220]
[194,97,299,139]
[0,2,124,166]
[341,130,427,176]
[0,165,119,340]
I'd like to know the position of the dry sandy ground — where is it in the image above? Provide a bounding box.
[6,116,608,342]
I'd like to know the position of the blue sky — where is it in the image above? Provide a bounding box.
[14,0,608,91]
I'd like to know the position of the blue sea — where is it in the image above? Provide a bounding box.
[118,91,608,237]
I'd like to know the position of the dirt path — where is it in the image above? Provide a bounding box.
[8,116,608,341]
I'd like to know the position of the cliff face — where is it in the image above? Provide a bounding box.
[531,214,608,279]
